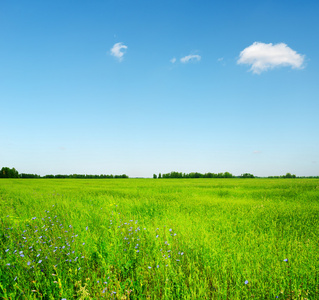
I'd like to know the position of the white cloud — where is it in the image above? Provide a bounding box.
[217,57,224,62]
[237,42,305,74]
[110,42,127,62]
[170,57,176,64]
[253,150,262,154]
[180,54,201,63]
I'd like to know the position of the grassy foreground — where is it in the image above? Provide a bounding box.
[0,179,318,299]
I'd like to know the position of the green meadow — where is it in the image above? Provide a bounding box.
[0,179,318,299]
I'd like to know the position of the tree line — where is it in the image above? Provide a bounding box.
[153,172,317,179]
[153,171,235,179]
[0,167,128,179]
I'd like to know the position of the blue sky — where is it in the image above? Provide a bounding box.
[1,0,318,177]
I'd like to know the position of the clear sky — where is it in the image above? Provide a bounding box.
[1,0,318,177]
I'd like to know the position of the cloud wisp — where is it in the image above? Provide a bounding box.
[180,54,201,63]
[170,57,176,64]
[110,42,127,62]
[237,42,305,74]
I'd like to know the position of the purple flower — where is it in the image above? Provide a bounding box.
[284,258,288,262]
[245,280,249,285]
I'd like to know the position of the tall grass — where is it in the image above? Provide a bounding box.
[0,179,318,299]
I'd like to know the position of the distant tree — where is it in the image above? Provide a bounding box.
[153,174,157,179]
[240,173,255,178]
[223,172,233,178]
[158,173,161,179]
[0,167,19,178]
[283,173,296,178]
[43,175,54,178]
[20,173,40,178]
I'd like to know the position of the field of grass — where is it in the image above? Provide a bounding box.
[0,178,318,299]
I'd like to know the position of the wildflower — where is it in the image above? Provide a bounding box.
[156,235,159,238]
[37,254,40,257]
[27,262,31,265]
[169,229,172,232]
[32,217,36,220]
[78,267,81,270]
[38,260,42,264]
[14,276,17,281]
[6,263,10,266]
[82,243,85,245]
[284,258,288,262]
[136,250,139,253]
[5,249,9,252]
[148,266,151,269]
[245,280,249,285]
[157,265,159,268]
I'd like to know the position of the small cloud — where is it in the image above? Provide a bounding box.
[253,150,262,154]
[237,42,305,74]
[110,42,127,62]
[180,54,201,63]
[170,57,176,64]
[59,147,66,151]
[217,57,224,62]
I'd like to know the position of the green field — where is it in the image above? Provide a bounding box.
[0,179,318,299]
